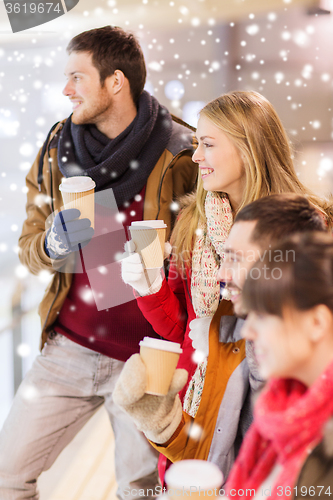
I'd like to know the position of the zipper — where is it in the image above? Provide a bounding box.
[37,121,60,192]
[41,127,63,336]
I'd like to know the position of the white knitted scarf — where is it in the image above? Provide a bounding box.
[183,191,233,417]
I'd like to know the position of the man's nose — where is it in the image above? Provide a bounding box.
[62,80,74,96]
[217,263,233,283]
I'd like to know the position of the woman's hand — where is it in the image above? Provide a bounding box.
[121,240,163,296]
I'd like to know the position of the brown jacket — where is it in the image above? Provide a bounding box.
[18,119,197,349]
[152,300,253,482]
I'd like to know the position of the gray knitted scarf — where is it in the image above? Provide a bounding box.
[57,91,172,207]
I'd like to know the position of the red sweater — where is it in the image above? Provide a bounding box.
[54,188,160,361]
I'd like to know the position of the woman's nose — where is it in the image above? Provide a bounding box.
[192,144,203,163]
[241,314,258,340]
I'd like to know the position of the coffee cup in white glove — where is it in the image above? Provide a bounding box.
[121,240,163,296]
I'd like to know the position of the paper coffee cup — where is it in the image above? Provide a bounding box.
[139,337,182,396]
[129,220,167,269]
[59,176,96,228]
[165,460,223,499]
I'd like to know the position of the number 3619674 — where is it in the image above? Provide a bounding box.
[5,3,62,14]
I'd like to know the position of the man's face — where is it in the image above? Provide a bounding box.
[217,220,261,316]
[63,51,114,128]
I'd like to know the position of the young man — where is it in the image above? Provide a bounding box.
[0,26,197,500]
[113,193,327,484]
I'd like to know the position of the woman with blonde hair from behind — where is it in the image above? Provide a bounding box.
[122,90,332,413]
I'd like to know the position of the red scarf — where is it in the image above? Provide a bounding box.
[226,360,333,500]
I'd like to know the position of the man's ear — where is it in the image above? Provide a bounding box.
[106,70,125,95]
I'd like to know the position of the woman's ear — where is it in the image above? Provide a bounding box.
[308,304,333,342]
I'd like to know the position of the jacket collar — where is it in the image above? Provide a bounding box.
[322,417,333,458]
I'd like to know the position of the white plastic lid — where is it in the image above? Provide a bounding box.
[59,176,96,193]
[130,220,167,229]
[165,460,223,490]
[139,337,182,354]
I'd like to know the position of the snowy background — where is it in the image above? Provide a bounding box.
[1,0,333,426]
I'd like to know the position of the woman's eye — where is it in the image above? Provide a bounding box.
[204,143,213,148]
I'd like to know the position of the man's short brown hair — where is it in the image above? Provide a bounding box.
[67,26,146,103]
[234,193,326,249]
[242,231,333,318]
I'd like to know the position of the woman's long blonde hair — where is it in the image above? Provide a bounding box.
[171,90,332,271]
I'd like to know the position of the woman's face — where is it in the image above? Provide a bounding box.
[241,309,314,381]
[192,114,245,209]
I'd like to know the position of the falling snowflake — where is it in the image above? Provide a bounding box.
[321,73,330,82]
[19,142,34,157]
[38,270,52,283]
[191,17,200,27]
[17,343,31,358]
[311,120,321,129]
[275,72,285,84]
[15,265,28,279]
[79,288,95,305]
[192,349,206,364]
[246,24,259,36]
[20,384,40,401]
[148,61,163,72]
[292,30,310,48]
[164,80,185,100]
[302,64,313,79]
[186,422,203,440]
[317,158,333,177]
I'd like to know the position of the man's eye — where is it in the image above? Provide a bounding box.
[225,255,238,264]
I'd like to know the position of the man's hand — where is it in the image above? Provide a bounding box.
[45,208,94,260]
[113,353,188,444]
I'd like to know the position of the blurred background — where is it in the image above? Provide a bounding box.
[0,0,333,497]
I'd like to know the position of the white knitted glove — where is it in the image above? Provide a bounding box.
[188,317,212,358]
[121,240,163,296]
[113,353,188,444]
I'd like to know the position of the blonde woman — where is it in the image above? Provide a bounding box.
[122,90,332,407]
